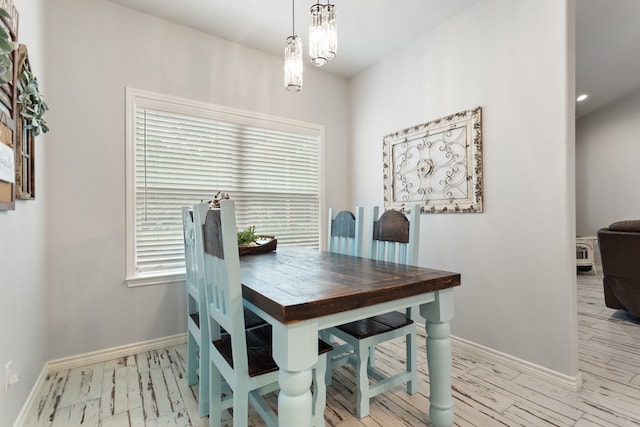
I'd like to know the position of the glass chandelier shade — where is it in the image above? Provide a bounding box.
[309,3,327,66]
[284,35,303,92]
[325,3,337,60]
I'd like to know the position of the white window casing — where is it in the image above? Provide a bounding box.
[125,88,324,287]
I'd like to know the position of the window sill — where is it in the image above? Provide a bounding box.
[126,272,185,288]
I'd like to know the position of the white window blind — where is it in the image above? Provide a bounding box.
[125,89,322,286]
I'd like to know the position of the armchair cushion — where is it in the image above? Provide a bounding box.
[608,220,640,233]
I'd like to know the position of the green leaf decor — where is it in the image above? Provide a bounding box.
[17,67,49,136]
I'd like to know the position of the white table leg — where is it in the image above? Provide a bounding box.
[421,289,455,427]
[272,321,318,427]
[278,369,313,426]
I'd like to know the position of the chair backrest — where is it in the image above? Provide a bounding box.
[598,221,640,279]
[182,207,201,315]
[327,207,364,256]
[368,205,420,266]
[193,200,249,371]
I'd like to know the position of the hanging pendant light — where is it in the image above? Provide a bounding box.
[284,0,303,91]
[309,2,328,66]
[325,2,337,61]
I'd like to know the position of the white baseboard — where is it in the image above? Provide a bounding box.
[47,333,187,372]
[13,333,188,427]
[451,335,583,392]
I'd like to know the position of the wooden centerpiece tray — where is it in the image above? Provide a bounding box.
[239,236,277,256]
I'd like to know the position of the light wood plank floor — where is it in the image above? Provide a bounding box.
[23,273,640,426]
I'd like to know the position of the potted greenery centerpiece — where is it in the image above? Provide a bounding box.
[237,224,277,256]
[237,225,259,246]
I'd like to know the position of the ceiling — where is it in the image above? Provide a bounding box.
[575,0,640,117]
[108,0,640,118]
[107,0,479,79]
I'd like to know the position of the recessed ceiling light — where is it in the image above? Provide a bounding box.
[576,94,588,102]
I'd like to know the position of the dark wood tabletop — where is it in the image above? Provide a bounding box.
[239,247,460,324]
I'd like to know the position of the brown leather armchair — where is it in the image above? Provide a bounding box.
[597,220,640,319]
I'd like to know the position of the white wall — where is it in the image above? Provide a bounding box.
[44,0,351,359]
[0,1,47,425]
[350,0,578,376]
[576,87,640,236]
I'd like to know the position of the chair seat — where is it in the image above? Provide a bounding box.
[214,324,333,377]
[190,306,268,330]
[336,310,413,339]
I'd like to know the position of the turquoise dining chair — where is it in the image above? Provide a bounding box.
[182,206,210,417]
[184,205,271,418]
[192,201,331,427]
[320,207,364,384]
[324,205,420,418]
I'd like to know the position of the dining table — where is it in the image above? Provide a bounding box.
[239,246,461,427]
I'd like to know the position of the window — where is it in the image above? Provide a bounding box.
[125,88,323,287]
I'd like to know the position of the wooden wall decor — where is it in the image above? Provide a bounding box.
[15,44,34,199]
[0,0,18,211]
